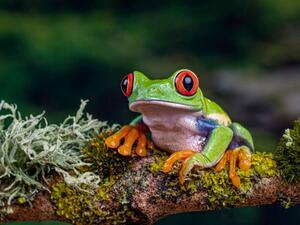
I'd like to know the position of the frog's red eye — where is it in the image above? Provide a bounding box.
[175,70,199,96]
[121,73,134,97]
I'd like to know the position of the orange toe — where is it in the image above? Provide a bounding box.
[162,150,195,173]
[238,150,251,171]
[135,132,147,157]
[229,150,239,187]
[215,151,230,172]
[231,175,241,188]
[105,125,131,148]
[118,128,139,156]
[178,157,192,185]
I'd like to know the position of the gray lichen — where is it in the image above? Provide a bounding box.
[0,100,112,204]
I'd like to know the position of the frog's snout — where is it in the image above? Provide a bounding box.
[149,87,161,96]
[136,86,162,101]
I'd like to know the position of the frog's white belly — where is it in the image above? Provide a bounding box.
[140,107,206,153]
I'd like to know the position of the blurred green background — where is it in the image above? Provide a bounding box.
[0,0,299,224]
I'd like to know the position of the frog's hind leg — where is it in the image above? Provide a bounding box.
[215,145,252,188]
[229,122,254,151]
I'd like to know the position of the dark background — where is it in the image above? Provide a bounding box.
[0,0,299,224]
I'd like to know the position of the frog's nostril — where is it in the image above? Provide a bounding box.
[150,88,160,96]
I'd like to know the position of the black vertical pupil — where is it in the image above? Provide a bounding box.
[121,77,128,93]
[183,75,193,91]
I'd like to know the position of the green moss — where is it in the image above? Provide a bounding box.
[200,152,277,207]
[276,118,300,183]
[51,177,141,224]
[51,183,90,223]
[148,149,168,172]
[51,181,130,225]
[199,169,245,207]
[97,175,121,201]
[283,197,292,209]
[80,130,135,180]
[17,197,26,204]
[277,192,292,209]
[51,179,135,225]
[252,152,277,178]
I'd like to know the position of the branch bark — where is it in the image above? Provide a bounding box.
[2,156,300,225]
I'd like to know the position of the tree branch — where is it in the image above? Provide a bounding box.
[2,155,299,225]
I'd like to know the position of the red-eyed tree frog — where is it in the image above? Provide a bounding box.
[105,69,254,188]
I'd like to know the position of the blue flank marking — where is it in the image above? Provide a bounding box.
[196,117,220,136]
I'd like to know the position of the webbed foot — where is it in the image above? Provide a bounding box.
[105,124,151,157]
[162,150,209,184]
[215,146,252,188]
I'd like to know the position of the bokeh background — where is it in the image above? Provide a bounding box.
[1,0,299,224]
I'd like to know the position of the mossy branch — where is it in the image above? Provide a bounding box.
[0,101,299,225]
[2,152,300,225]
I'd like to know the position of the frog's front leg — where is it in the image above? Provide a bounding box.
[162,126,234,185]
[105,115,151,157]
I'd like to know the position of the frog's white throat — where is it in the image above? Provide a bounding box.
[129,100,196,113]
[129,100,201,125]
[129,100,205,153]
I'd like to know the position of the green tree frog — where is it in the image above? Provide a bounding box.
[105,69,254,188]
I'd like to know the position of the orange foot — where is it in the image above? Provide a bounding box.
[105,125,152,157]
[215,146,252,188]
[162,150,197,184]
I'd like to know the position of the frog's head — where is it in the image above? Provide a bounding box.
[120,69,206,114]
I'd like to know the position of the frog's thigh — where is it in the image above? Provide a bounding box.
[200,126,234,167]
[229,122,254,150]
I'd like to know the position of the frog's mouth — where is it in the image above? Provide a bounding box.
[129,100,197,113]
